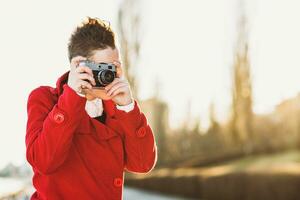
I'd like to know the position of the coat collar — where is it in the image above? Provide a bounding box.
[55,71,116,117]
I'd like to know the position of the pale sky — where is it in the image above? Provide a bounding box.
[1,0,300,169]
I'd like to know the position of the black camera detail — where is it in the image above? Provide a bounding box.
[80,60,117,87]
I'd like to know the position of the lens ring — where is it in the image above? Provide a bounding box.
[99,70,115,85]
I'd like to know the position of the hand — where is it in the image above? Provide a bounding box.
[105,77,133,106]
[104,61,133,106]
[67,56,96,95]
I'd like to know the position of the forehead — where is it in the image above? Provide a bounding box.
[89,47,120,63]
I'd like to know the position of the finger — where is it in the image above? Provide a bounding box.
[70,56,87,70]
[78,73,96,86]
[105,78,125,91]
[75,66,93,77]
[109,86,128,97]
[105,79,128,93]
[78,80,93,90]
[107,82,128,96]
[105,78,120,90]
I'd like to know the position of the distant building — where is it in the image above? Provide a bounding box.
[274,93,300,140]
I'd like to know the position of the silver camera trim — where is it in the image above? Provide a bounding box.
[79,60,116,87]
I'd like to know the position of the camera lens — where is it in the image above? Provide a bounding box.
[99,70,115,85]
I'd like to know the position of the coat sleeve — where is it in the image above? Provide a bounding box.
[25,84,87,175]
[114,100,157,173]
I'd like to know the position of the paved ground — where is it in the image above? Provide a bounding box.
[0,178,192,200]
[123,186,192,200]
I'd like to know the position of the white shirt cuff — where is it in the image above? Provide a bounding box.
[116,101,135,113]
[76,92,85,97]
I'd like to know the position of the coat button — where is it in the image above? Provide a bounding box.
[53,112,65,124]
[113,177,123,187]
[137,126,147,138]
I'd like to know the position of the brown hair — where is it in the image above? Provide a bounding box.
[68,17,116,62]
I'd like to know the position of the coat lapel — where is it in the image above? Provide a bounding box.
[54,71,118,142]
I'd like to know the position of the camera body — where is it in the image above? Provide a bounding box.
[79,60,117,88]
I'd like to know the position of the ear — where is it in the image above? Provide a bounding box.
[113,61,123,78]
[117,65,123,78]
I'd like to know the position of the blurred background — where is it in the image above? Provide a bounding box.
[1,0,300,199]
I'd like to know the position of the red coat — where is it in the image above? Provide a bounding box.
[25,71,157,200]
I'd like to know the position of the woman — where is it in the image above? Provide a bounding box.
[25,17,157,200]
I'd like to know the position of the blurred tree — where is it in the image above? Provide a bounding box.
[208,102,220,134]
[230,0,253,153]
[118,0,172,166]
[117,0,142,99]
[140,97,169,166]
[140,78,169,166]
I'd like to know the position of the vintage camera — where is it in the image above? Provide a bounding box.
[79,60,117,88]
